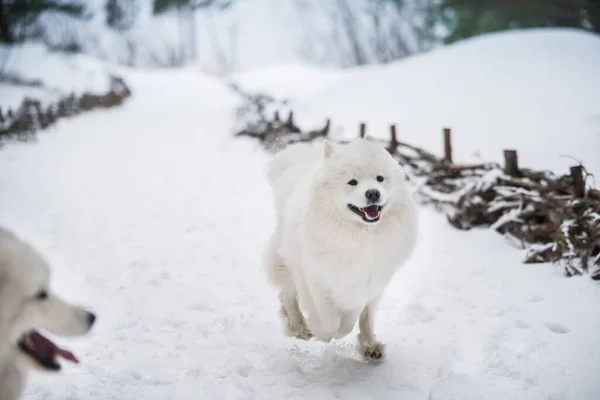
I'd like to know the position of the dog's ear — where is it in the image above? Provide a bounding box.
[323,140,336,158]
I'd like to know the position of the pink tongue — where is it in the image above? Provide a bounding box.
[57,348,80,364]
[30,331,80,364]
[364,207,379,219]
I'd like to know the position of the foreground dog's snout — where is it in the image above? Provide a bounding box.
[86,311,97,328]
[365,189,380,203]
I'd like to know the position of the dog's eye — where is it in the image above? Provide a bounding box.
[35,290,48,301]
[376,176,384,182]
[347,179,358,186]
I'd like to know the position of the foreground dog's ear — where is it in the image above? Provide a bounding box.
[323,140,336,158]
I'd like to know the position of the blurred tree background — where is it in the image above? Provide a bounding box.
[105,0,139,32]
[0,0,598,66]
[0,0,90,45]
[425,0,600,44]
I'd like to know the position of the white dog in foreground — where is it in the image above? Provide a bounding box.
[264,137,418,362]
[0,227,96,400]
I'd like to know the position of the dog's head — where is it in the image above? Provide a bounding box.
[314,137,411,225]
[0,228,96,372]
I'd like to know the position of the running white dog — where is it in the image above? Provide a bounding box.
[0,227,96,400]
[263,137,418,362]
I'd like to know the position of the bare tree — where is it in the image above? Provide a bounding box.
[293,0,433,67]
[336,0,368,65]
[0,47,11,77]
[153,0,234,65]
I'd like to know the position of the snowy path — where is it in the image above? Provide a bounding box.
[1,69,599,400]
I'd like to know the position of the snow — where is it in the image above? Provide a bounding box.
[0,28,599,399]
[0,43,116,111]
[230,63,345,101]
[233,28,600,180]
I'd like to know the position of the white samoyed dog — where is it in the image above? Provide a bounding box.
[0,227,96,400]
[263,137,419,362]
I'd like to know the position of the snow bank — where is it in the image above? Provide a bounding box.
[118,66,239,112]
[234,28,600,179]
[0,43,117,111]
[230,63,345,101]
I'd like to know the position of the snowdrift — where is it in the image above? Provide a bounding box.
[233,28,600,180]
[0,44,132,138]
[0,43,122,111]
[230,63,345,102]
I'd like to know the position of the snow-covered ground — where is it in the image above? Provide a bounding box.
[1,29,599,399]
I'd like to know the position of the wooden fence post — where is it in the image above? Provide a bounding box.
[443,128,452,163]
[359,122,366,138]
[388,124,398,154]
[503,150,519,177]
[570,166,585,198]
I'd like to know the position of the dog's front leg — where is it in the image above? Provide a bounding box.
[333,309,361,339]
[294,272,329,342]
[357,298,386,363]
[311,292,341,342]
[299,277,340,342]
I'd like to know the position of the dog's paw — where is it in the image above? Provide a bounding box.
[280,305,313,340]
[294,325,314,341]
[303,318,332,342]
[357,336,386,363]
[305,323,335,343]
[284,322,313,341]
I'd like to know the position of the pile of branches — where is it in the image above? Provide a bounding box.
[230,84,330,152]
[233,89,600,280]
[391,140,600,279]
[0,76,132,142]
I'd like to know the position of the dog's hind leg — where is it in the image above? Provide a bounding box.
[357,298,386,363]
[263,237,312,340]
[279,291,312,340]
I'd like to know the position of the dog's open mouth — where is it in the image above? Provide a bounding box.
[18,330,79,371]
[348,204,382,223]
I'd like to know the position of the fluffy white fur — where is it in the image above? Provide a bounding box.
[0,227,96,400]
[263,137,419,362]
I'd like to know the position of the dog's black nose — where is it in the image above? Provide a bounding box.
[86,312,96,327]
[365,189,380,203]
